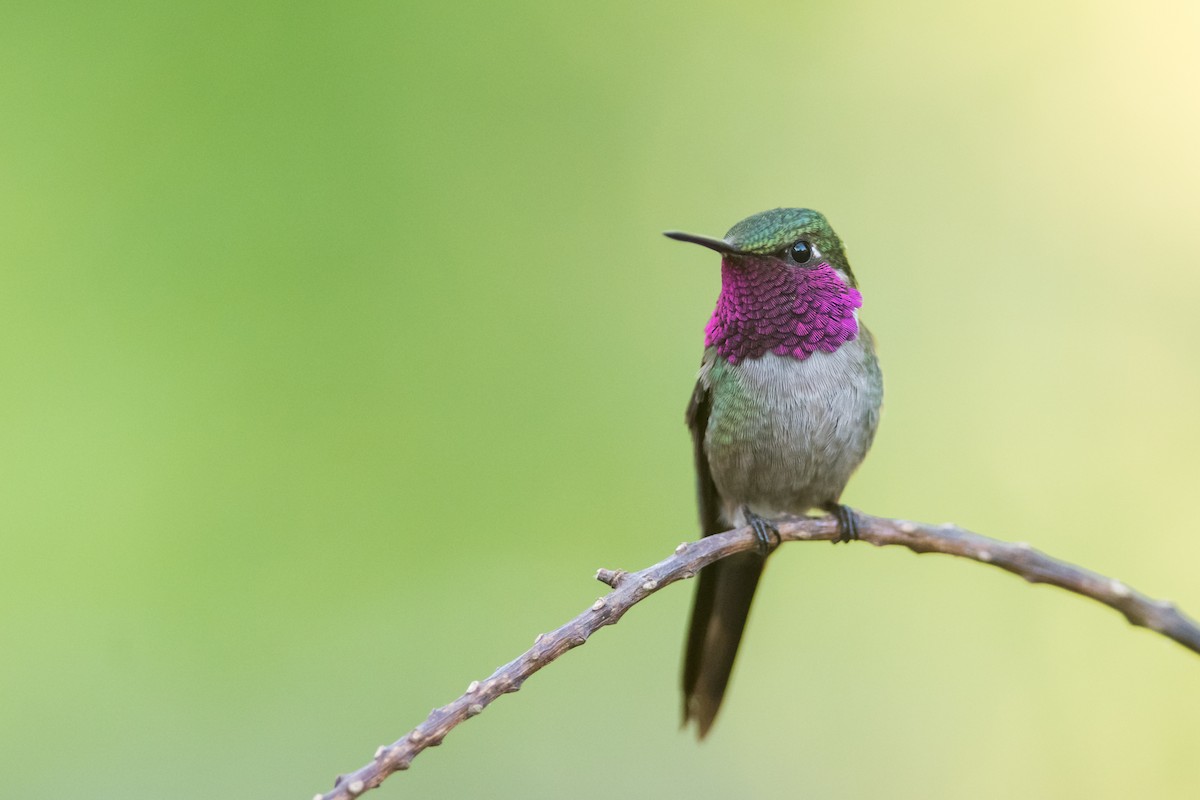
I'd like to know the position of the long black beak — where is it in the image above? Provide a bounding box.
[663,230,740,255]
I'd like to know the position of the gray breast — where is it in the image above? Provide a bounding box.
[703,332,882,523]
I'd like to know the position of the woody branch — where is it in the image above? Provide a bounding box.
[313,512,1200,800]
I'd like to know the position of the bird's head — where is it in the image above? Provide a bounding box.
[664,207,855,288]
[665,208,862,364]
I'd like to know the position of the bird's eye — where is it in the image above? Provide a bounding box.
[789,240,813,264]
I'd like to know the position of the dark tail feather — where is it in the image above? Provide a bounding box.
[682,551,766,738]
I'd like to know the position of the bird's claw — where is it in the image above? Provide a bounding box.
[827,503,860,544]
[742,508,780,556]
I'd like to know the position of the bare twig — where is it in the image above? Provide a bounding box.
[313,512,1200,800]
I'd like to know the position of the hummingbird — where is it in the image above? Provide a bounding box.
[664,208,883,738]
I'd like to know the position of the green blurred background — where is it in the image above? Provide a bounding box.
[3,1,1199,797]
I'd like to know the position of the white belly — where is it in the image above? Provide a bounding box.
[703,339,881,523]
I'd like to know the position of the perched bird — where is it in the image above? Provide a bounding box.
[665,208,883,737]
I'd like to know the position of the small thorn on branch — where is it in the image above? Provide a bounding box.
[595,568,628,588]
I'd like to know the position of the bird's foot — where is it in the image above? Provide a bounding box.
[824,503,860,544]
[742,507,780,556]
